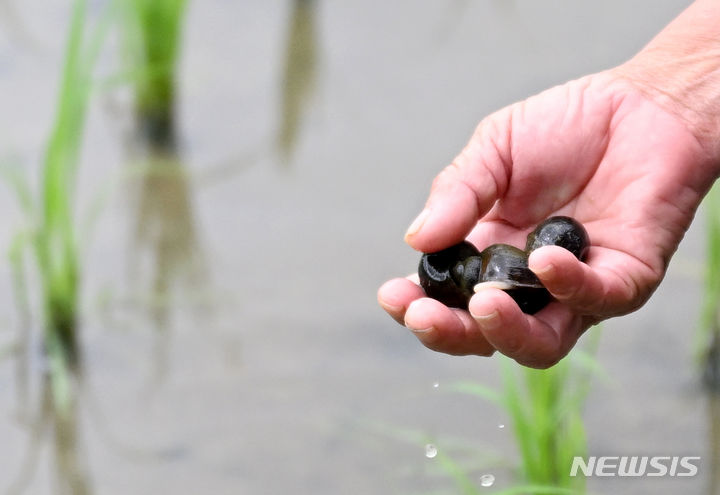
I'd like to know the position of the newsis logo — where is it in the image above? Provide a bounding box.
[570,456,700,477]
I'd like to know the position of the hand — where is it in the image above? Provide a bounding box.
[378,71,716,368]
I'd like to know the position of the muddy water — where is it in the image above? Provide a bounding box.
[0,1,713,494]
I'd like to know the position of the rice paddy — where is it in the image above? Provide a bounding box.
[0,1,713,494]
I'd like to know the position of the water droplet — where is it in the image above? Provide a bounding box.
[432,381,440,389]
[479,474,495,487]
[424,444,438,458]
[498,424,505,429]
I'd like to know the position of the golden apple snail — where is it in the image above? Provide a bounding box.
[418,216,589,314]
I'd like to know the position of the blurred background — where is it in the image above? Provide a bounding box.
[0,0,715,494]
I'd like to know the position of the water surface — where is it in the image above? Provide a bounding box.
[0,1,711,494]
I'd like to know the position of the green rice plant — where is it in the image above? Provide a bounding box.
[362,334,601,494]
[2,0,111,401]
[697,181,720,391]
[36,0,110,369]
[121,0,188,147]
[451,333,603,494]
[499,360,587,492]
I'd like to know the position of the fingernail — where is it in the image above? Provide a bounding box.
[532,262,556,278]
[379,301,403,314]
[405,323,434,334]
[471,310,501,330]
[405,208,431,239]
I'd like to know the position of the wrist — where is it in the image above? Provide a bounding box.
[613,0,720,162]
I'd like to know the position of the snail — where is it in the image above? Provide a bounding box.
[418,216,589,314]
[525,216,590,260]
[418,241,483,309]
[472,243,551,314]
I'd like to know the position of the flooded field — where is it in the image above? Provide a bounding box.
[0,1,714,494]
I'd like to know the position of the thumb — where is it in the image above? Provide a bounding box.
[404,108,512,253]
[528,245,651,316]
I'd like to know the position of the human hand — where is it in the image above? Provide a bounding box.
[378,70,717,368]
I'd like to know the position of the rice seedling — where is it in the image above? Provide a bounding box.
[450,333,603,494]
[121,0,188,147]
[1,0,112,409]
[365,332,602,493]
[35,0,110,370]
[498,359,588,492]
[697,182,720,392]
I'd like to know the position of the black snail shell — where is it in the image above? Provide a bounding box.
[525,216,590,261]
[418,241,482,309]
[418,216,590,314]
[475,244,551,315]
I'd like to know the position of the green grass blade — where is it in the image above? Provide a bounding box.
[34,0,111,363]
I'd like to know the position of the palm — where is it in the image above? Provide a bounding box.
[467,73,707,313]
[378,72,712,366]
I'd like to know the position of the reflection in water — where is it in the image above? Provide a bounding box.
[9,245,32,416]
[7,374,92,495]
[278,0,318,162]
[128,149,206,385]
